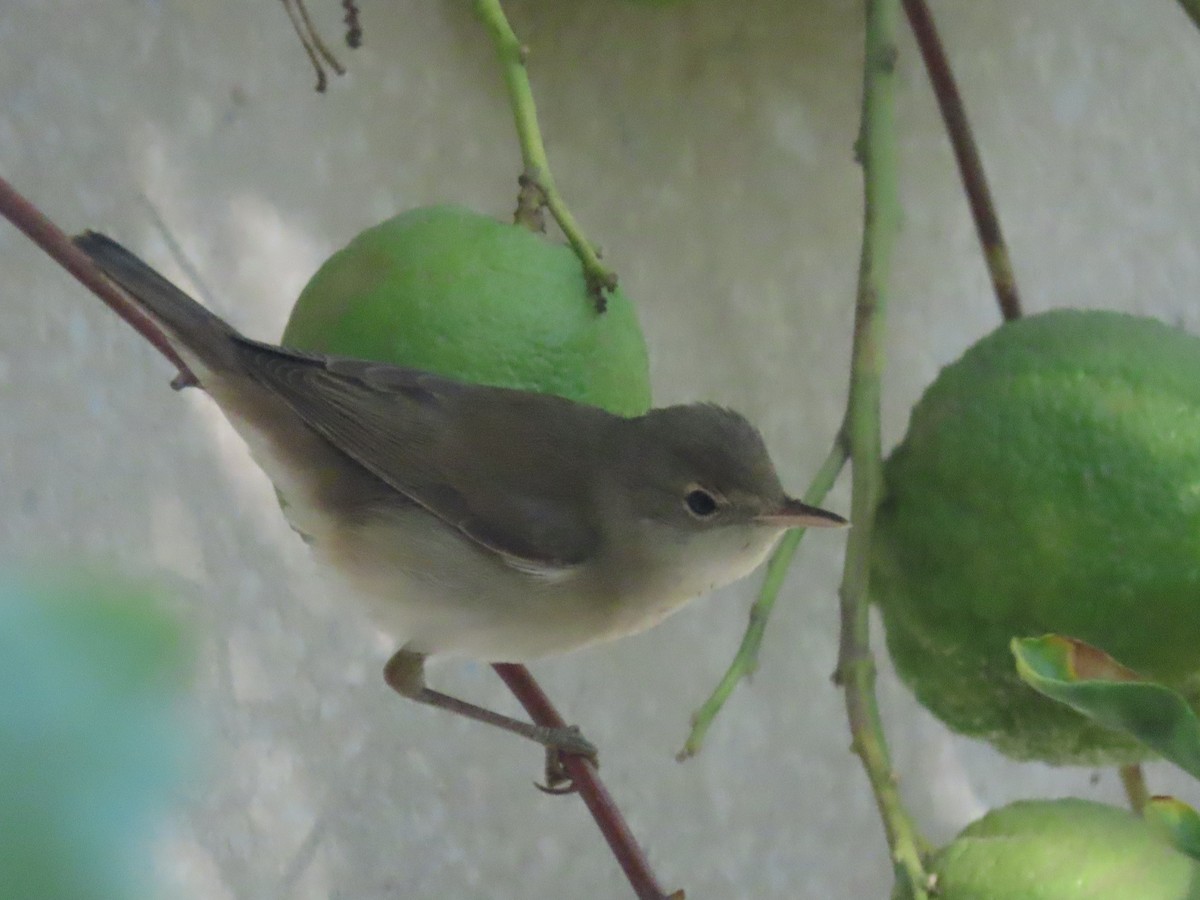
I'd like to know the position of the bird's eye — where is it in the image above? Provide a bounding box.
[684,488,720,519]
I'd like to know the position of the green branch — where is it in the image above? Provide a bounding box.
[472,0,617,307]
[835,0,930,896]
[678,428,849,760]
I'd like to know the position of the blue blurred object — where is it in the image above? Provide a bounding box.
[0,575,191,900]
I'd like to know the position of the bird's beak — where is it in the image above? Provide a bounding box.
[755,497,848,529]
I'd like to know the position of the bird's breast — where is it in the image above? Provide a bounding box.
[311,504,636,661]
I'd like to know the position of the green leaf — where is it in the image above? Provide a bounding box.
[1145,796,1200,861]
[1012,635,1200,780]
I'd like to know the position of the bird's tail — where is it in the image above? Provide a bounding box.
[73,231,242,376]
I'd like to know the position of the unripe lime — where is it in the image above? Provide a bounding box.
[873,310,1200,763]
[920,799,1200,899]
[281,205,651,416]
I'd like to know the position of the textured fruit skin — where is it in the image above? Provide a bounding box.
[873,310,1200,764]
[921,799,1200,900]
[282,205,651,417]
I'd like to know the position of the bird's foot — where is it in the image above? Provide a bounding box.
[533,725,597,794]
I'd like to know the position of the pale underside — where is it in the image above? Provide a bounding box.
[226,389,785,660]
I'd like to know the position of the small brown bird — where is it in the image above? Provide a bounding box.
[75,231,845,762]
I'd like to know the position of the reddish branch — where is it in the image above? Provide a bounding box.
[902,0,1023,321]
[0,175,197,382]
[0,173,676,900]
[494,664,678,900]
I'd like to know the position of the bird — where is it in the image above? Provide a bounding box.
[73,230,846,769]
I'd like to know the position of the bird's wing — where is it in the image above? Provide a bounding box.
[231,337,601,570]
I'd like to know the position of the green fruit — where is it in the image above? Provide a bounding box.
[873,310,1200,763]
[923,799,1200,899]
[282,205,651,416]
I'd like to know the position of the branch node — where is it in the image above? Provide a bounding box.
[514,172,548,233]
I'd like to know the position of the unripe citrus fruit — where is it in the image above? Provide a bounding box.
[920,799,1200,899]
[282,205,651,416]
[873,310,1200,763]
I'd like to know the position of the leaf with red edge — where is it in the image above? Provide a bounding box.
[1012,635,1200,780]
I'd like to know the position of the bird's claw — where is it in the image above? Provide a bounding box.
[533,724,597,794]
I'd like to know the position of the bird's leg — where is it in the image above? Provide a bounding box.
[383,648,598,772]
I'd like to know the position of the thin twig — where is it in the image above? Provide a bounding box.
[472,0,616,311]
[281,0,328,92]
[836,1,930,897]
[493,664,679,900]
[678,427,849,760]
[138,194,219,308]
[0,175,196,384]
[1119,763,1150,814]
[902,0,1021,322]
[281,0,345,92]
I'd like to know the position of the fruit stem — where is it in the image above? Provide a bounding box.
[901,0,1022,322]
[1119,763,1150,814]
[837,1,932,897]
[473,0,618,311]
[677,426,850,761]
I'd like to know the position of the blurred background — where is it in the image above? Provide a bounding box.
[1,1,1199,897]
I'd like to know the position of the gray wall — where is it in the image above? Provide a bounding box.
[2,1,1199,897]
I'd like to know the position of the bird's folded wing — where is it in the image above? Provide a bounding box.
[233,337,600,572]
